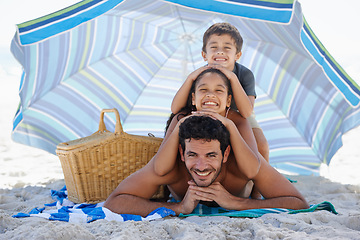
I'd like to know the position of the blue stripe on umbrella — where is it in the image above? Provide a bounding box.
[18,0,104,33]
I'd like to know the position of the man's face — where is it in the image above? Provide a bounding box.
[202,33,242,71]
[179,138,230,187]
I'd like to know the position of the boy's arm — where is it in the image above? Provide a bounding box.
[211,65,253,118]
[171,66,209,114]
[230,75,253,118]
[248,95,255,109]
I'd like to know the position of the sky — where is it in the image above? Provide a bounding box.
[299,0,360,84]
[0,0,359,135]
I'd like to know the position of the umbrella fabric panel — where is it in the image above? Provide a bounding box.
[10,0,360,175]
[245,2,360,174]
[14,0,198,138]
[255,90,322,174]
[301,19,360,107]
[17,0,124,45]
[165,0,294,23]
[122,42,204,136]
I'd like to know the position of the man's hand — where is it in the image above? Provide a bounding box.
[179,180,219,214]
[188,181,243,210]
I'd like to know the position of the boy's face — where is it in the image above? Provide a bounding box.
[202,34,242,71]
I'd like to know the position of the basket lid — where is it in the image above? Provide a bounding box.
[56,131,116,151]
[57,108,123,151]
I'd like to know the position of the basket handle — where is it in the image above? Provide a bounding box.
[98,108,123,134]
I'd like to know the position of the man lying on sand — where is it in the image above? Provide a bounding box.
[104,114,309,217]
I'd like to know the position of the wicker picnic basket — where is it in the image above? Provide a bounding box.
[56,108,164,203]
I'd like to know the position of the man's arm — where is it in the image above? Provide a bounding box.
[104,194,180,217]
[103,163,200,217]
[192,184,308,211]
[188,158,309,210]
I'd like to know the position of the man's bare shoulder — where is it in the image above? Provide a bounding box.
[110,159,182,199]
[253,158,304,199]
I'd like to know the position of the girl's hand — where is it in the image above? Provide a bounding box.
[190,110,231,128]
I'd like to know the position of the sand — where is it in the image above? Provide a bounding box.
[1,76,360,239]
[1,174,360,239]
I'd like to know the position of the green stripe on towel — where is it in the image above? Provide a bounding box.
[179,201,337,218]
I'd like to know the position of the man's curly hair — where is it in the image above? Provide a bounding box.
[179,115,230,156]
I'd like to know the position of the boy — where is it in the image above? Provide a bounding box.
[171,22,269,162]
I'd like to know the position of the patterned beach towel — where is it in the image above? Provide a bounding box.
[13,186,337,223]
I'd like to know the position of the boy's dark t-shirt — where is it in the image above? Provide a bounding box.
[230,62,256,110]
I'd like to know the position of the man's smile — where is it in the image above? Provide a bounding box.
[193,169,212,177]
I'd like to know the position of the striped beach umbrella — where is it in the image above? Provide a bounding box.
[11,0,360,175]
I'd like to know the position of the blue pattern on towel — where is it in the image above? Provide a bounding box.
[13,186,337,223]
[13,186,175,223]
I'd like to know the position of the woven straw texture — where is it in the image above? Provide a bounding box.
[56,109,163,203]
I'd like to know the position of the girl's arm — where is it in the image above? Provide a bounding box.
[225,116,260,179]
[171,66,209,114]
[195,110,260,179]
[152,113,186,176]
[227,109,258,156]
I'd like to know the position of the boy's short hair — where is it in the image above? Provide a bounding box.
[179,115,230,156]
[202,22,243,54]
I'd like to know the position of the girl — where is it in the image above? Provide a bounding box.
[154,68,261,188]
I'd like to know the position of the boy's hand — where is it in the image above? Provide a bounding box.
[186,65,211,83]
[207,64,239,85]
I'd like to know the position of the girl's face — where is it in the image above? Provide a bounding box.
[191,72,232,116]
